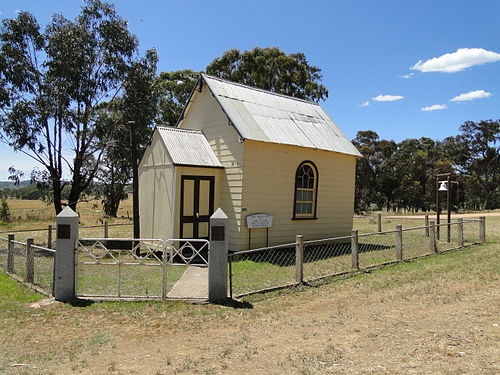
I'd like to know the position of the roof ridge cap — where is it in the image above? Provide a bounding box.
[201,73,321,106]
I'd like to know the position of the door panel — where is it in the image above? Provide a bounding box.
[183,179,194,215]
[180,176,215,239]
[199,180,210,216]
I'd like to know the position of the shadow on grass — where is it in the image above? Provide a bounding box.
[69,298,95,307]
[219,298,253,309]
[231,242,393,267]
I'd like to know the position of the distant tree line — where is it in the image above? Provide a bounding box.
[353,119,499,213]
[1,0,497,236]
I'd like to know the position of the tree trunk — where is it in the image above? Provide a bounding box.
[130,123,140,239]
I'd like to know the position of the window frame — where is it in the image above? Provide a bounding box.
[292,160,319,220]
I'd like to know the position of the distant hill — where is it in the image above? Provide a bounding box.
[0,180,34,189]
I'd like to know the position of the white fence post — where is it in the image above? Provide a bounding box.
[54,206,79,302]
[295,235,304,283]
[209,208,228,303]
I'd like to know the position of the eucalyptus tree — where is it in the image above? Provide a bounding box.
[0,0,138,213]
[157,69,200,126]
[96,48,159,234]
[206,47,329,102]
[451,120,499,210]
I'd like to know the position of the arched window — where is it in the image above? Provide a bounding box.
[293,161,318,219]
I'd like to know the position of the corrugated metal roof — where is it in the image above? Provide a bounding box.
[201,74,361,157]
[157,127,223,168]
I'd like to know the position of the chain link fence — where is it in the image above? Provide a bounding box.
[228,242,298,297]
[229,217,487,298]
[303,236,353,280]
[0,235,54,296]
[76,238,207,299]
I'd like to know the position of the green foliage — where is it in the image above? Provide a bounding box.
[0,198,11,222]
[0,0,138,214]
[157,69,200,126]
[96,49,159,218]
[206,47,328,102]
[353,120,500,213]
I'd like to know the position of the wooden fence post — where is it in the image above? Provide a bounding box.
[429,221,437,253]
[479,216,486,242]
[47,225,53,249]
[351,230,359,270]
[7,234,14,273]
[295,235,304,284]
[424,214,429,237]
[26,238,34,284]
[104,221,109,239]
[395,225,403,261]
[377,214,382,233]
[457,218,464,247]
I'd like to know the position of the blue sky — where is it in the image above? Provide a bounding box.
[0,0,499,180]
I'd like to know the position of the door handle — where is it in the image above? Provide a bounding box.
[196,212,199,218]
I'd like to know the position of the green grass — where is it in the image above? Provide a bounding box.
[0,272,43,313]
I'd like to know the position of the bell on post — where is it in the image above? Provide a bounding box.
[438,181,448,191]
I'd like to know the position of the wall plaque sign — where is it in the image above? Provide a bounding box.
[246,214,273,229]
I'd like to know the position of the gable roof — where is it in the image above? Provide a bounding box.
[199,74,361,157]
[157,127,223,168]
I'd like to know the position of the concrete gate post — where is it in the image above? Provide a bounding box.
[54,207,79,302]
[209,208,228,303]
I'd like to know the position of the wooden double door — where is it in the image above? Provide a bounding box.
[180,175,215,239]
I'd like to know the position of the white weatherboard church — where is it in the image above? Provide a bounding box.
[139,74,361,251]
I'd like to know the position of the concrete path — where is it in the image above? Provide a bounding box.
[166,266,208,299]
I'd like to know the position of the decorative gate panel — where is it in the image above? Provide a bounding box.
[76,238,209,299]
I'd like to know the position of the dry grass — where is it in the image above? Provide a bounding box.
[1,240,498,374]
[0,200,498,374]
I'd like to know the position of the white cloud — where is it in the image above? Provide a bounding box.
[372,94,404,102]
[400,73,414,79]
[358,100,370,107]
[421,104,447,111]
[411,48,500,73]
[450,89,492,102]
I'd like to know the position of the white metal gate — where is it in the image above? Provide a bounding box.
[76,237,209,299]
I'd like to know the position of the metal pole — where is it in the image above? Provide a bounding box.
[447,175,451,243]
[436,179,440,240]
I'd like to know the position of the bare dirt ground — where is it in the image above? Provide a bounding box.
[1,244,498,375]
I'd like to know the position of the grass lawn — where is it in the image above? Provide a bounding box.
[0,238,498,374]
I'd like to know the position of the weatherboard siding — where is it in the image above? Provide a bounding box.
[178,87,245,250]
[139,131,175,240]
[241,140,356,249]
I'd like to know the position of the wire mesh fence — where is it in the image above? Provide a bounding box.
[403,226,433,259]
[463,219,481,244]
[229,242,298,296]
[32,245,55,293]
[0,236,54,295]
[303,236,353,280]
[0,237,7,270]
[230,217,487,298]
[76,238,205,299]
[358,231,397,268]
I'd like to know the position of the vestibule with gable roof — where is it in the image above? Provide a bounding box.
[139,74,361,251]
